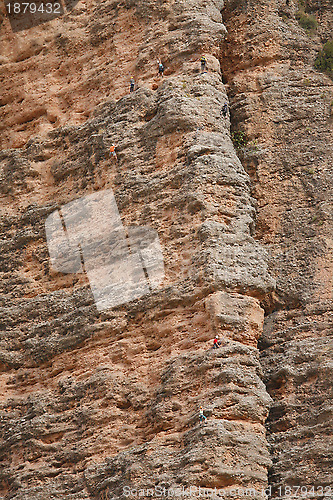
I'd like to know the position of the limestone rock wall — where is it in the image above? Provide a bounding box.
[0,0,332,498]
[221,0,333,496]
[0,0,276,499]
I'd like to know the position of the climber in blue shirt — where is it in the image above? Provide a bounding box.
[158,60,164,77]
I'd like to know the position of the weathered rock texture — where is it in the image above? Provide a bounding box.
[221,0,333,496]
[0,0,332,499]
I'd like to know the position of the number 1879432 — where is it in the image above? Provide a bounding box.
[6,2,61,14]
[278,485,332,497]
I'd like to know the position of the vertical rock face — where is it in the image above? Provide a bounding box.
[221,0,333,496]
[0,1,331,500]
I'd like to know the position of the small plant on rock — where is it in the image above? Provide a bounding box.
[296,9,318,32]
[231,130,248,149]
[315,40,333,78]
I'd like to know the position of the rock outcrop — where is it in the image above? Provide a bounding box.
[221,0,333,496]
[0,0,332,499]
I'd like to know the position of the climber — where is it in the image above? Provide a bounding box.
[199,406,207,424]
[130,77,135,93]
[213,335,221,349]
[200,55,207,73]
[109,143,117,161]
[158,60,165,77]
[221,102,228,118]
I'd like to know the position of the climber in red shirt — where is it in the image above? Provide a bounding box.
[213,335,221,349]
[109,143,117,161]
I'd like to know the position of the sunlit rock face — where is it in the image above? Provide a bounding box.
[0,0,332,498]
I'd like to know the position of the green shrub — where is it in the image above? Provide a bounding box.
[296,10,318,31]
[315,40,333,76]
[231,130,248,149]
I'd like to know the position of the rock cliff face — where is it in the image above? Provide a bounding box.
[0,0,332,499]
[221,0,333,496]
